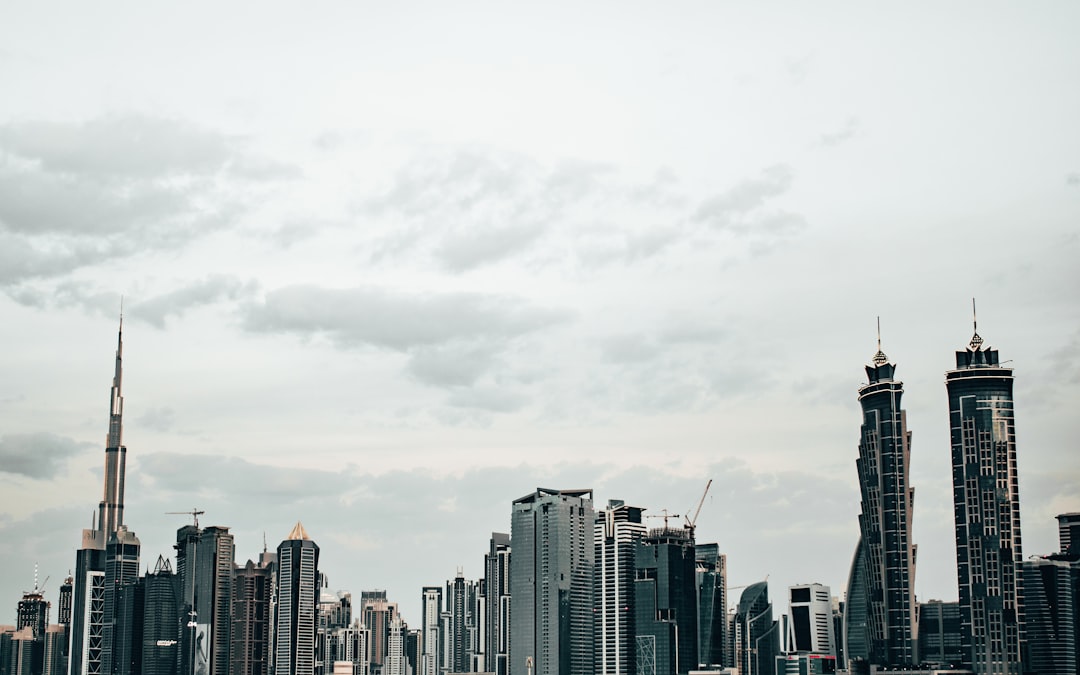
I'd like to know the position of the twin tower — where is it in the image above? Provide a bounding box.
[846,319,1023,673]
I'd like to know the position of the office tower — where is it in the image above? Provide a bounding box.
[275,523,320,675]
[508,488,594,675]
[1020,556,1077,675]
[419,588,441,675]
[786,584,833,656]
[175,524,201,675]
[594,500,646,675]
[405,631,420,675]
[1058,513,1080,555]
[733,582,779,675]
[192,526,234,675]
[946,317,1024,673]
[483,533,510,675]
[633,524,698,675]
[57,575,73,670]
[360,592,397,674]
[845,329,917,667]
[140,556,180,675]
[695,543,726,669]
[916,600,962,668]
[44,626,67,675]
[8,627,38,675]
[234,557,275,675]
[70,320,130,675]
[102,526,140,675]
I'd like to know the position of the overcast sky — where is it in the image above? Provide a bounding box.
[1,2,1078,626]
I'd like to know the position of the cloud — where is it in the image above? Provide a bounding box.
[129,276,258,328]
[0,115,295,288]
[0,433,90,480]
[136,407,177,433]
[138,453,354,501]
[694,165,795,231]
[435,223,547,272]
[406,341,501,388]
[0,116,230,178]
[1067,172,1080,187]
[242,285,571,352]
[819,117,860,147]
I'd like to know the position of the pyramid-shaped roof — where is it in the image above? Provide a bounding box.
[287,521,310,541]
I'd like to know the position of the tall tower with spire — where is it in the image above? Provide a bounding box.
[99,315,127,539]
[845,320,918,667]
[70,315,138,675]
[945,305,1024,673]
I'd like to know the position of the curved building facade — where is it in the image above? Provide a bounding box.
[846,334,917,666]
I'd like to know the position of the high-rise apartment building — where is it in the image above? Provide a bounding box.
[360,592,397,673]
[275,523,320,675]
[593,500,646,675]
[508,488,594,675]
[70,320,132,675]
[419,587,441,675]
[234,551,276,675]
[786,584,834,656]
[946,319,1024,673]
[445,571,478,674]
[695,543,727,669]
[846,330,917,667]
[482,533,510,675]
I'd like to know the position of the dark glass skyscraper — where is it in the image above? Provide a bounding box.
[733,582,778,675]
[845,331,917,666]
[946,320,1024,673]
[695,543,726,670]
[633,525,698,675]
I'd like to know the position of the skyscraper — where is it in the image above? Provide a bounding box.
[593,500,645,675]
[508,488,594,675]
[1019,557,1076,675]
[419,587,441,675]
[733,582,779,675]
[102,526,140,675]
[233,555,275,675]
[946,316,1025,673]
[633,523,698,675]
[359,592,397,673]
[695,543,727,669]
[195,526,235,675]
[845,327,917,666]
[482,533,510,675]
[70,319,131,675]
[786,584,834,656]
[140,556,180,675]
[275,523,320,675]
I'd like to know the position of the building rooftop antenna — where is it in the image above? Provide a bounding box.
[970,297,983,350]
[873,316,888,366]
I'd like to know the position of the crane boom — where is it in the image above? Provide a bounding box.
[686,478,713,531]
[166,509,205,528]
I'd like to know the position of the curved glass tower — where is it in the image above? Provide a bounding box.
[845,328,917,666]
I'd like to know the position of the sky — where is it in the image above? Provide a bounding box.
[1,2,1078,627]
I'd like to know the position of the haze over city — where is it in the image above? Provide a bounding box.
[1,1,1078,632]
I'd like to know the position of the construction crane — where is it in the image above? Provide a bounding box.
[645,509,683,529]
[684,478,713,535]
[166,509,205,528]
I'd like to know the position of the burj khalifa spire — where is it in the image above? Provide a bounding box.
[98,313,126,538]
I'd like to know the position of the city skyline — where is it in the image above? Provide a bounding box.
[1,1,1079,635]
